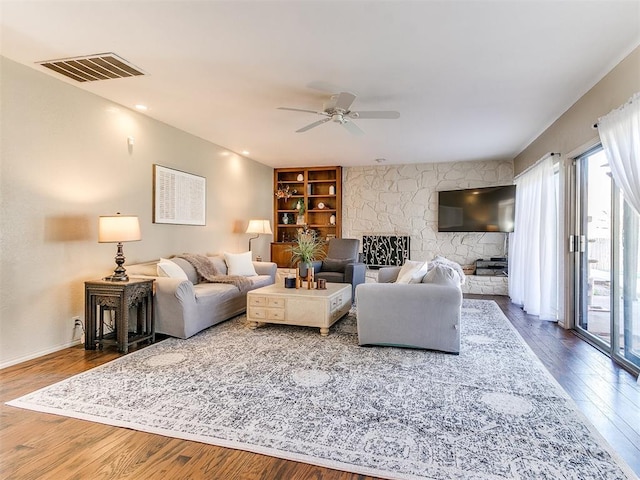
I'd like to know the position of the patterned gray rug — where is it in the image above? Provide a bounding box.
[7,300,636,479]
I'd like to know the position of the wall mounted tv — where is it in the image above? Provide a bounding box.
[438,185,516,233]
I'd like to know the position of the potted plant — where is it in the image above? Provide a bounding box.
[289,231,326,283]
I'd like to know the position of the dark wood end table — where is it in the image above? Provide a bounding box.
[84,278,155,353]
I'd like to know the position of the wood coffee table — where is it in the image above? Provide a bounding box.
[247,282,351,336]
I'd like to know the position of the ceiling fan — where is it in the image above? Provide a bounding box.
[277,91,400,135]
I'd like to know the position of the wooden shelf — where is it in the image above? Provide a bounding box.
[273,166,341,266]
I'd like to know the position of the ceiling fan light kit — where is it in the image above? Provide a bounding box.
[278,91,399,135]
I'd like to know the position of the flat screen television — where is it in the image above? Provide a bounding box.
[438,185,516,232]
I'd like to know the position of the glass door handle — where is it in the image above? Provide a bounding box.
[579,235,586,252]
[568,235,586,252]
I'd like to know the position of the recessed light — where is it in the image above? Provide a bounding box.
[374,158,386,163]
[241,150,250,155]
[135,104,148,111]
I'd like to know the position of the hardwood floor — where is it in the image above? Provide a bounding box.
[1,296,638,479]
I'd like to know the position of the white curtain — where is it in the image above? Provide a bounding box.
[598,92,640,217]
[509,154,558,320]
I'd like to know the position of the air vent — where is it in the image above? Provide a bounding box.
[37,53,145,82]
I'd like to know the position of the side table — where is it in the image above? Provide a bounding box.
[84,278,155,354]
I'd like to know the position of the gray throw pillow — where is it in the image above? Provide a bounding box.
[322,258,349,273]
[170,257,199,284]
[208,255,228,275]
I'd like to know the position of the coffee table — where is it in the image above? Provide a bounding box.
[247,283,351,336]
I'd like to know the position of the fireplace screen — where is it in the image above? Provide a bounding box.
[363,235,410,268]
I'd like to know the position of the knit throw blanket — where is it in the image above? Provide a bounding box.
[177,254,252,294]
[429,255,466,285]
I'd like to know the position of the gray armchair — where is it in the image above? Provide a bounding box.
[299,238,366,300]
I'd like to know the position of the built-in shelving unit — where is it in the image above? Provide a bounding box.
[271,166,342,267]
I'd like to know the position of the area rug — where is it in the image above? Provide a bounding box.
[7,300,636,480]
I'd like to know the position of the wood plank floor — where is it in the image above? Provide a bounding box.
[1,295,638,479]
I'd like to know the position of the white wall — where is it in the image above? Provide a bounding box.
[0,57,273,368]
[514,46,640,174]
[343,159,514,266]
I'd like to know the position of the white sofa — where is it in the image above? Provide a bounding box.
[127,255,277,339]
[355,260,463,353]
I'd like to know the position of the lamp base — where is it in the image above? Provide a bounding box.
[106,242,130,281]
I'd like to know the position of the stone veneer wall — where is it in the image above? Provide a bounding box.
[342,159,514,268]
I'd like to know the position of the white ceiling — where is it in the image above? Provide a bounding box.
[1,1,639,168]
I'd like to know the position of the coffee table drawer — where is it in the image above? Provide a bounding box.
[267,308,285,320]
[249,296,267,307]
[249,306,284,321]
[249,296,285,308]
[331,290,349,310]
[249,306,267,320]
[268,297,285,308]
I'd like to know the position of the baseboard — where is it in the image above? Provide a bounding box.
[0,339,82,370]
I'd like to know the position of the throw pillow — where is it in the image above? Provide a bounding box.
[408,261,430,284]
[396,260,426,284]
[224,251,257,277]
[422,264,461,287]
[170,257,200,284]
[322,258,349,273]
[208,255,228,276]
[156,258,189,280]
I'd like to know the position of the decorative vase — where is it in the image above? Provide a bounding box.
[282,214,289,224]
[297,173,304,181]
[296,215,305,225]
[329,185,335,195]
[329,214,336,225]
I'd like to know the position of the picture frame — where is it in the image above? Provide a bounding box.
[153,164,206,225]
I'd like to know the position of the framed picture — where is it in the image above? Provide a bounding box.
[153,164,206,225]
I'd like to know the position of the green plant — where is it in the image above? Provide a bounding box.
[289,232,326,265]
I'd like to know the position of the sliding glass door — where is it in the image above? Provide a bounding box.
[575,148,612,347]
[615,192,640,368]
[574,146,640,372]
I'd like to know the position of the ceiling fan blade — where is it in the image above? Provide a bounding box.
[341,120,365,136]
[334,92,357,111]
[349,111,400,119]
[296,117,331,133]
[277,107,324,115]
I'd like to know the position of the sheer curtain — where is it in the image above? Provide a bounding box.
[509,154,558,320]
[598,92,640,216]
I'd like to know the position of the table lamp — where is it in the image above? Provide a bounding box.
[246,219,272,251]
[98,213,141,281]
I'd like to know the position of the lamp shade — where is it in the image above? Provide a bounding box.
[98,214,141,243]
[245,219,272,235]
